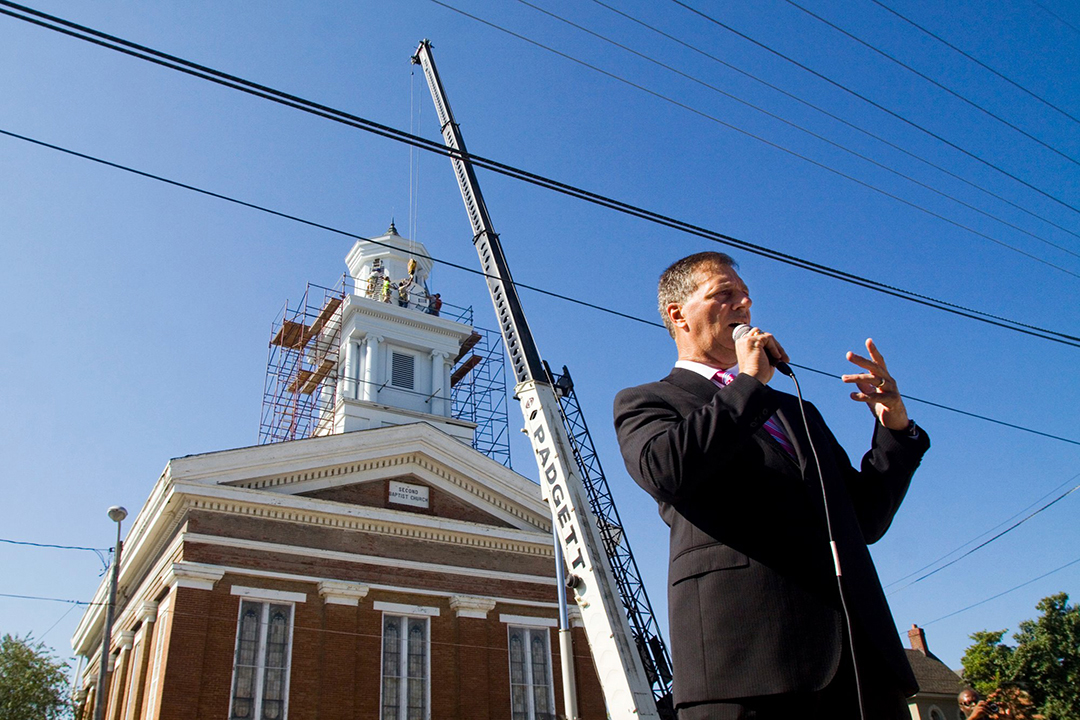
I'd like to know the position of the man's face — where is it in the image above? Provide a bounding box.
[669,262,752,368]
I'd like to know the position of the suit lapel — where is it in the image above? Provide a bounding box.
[662,368,722,403]
[774,397,810,476]
[664,369,805,473]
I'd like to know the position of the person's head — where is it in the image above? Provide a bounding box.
[958,689,983,718]
[658,251,750,368]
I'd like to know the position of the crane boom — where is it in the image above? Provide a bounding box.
[412,39,662,719]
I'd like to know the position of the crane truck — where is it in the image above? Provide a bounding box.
[411,40,674,720]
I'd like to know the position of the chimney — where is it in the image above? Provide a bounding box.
[908,624,931,656]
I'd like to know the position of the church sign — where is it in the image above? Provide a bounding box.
[388,480,429,509]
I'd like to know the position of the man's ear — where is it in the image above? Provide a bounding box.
[666,302,686,332]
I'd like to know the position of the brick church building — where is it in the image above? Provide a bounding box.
[71,226,606,720]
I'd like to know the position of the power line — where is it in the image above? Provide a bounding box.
[922,554,1080,626]
[668,0,1080,216]
[2,3,1079,347]
[7,593,599,660]
[0,536,112,571]
[1030,0,1080,36]
[888,479,1080,595]
[781,0,1080,166]
[39,603,80,641]
[885,472,1080,590]
[0,592,95,606]
[0,127,659,329]
[45,603,602,660]
[434,0,1080,281]
[868,0,1080,126]
[788,363,1080,447]
[3,127,1079,450]
[588,0,1080,246]
[0,537,111,553]
[514,0,1080,267]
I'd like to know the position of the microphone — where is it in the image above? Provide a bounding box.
[732,324,794,377]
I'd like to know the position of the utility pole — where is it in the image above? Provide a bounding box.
[93,505,127,720]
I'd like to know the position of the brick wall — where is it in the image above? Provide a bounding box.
[137,573,608,719]
[186,510,554,577]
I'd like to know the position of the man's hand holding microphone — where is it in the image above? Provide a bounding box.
[732,324,791,384]
[731,324,912,432]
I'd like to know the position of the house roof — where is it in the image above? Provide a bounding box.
[906,649,964,695]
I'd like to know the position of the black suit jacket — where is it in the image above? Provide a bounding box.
[613,368,928,706]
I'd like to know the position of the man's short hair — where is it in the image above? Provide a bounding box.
[657,251,737,338]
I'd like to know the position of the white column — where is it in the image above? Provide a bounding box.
[340,336,357,399]
[430,351,449,416]
[107,632,135,720]
[362,335,382,402]
[121,602,157,720]
[443,355,453,416]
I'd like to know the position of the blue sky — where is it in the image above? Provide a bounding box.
[1,0,1078,675]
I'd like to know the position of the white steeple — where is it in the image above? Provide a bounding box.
[326,223,478,443]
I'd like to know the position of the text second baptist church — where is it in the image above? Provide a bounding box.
[70,224,609,720]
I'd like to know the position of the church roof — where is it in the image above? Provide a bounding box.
[906,649,964,695]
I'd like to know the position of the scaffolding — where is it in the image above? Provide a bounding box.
[451,321,511,468]
[259,278,512,469]
[259,280,346,445]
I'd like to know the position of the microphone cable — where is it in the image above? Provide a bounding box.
[786,368,868,720]
[731,323,867,719]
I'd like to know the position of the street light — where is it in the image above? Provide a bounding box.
[93,506,127,720]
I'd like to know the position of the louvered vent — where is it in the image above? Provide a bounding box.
[391,351,415,389]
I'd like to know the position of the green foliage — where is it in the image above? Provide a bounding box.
[961,629,1015,697]
[961,593,1080,720]
[1011,593,1080,720]
[0,634,71,720]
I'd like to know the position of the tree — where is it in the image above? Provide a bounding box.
[1012,594,1080,719]
[961,593,1080,720]
[962,629,1015,698]
[0,633,71,720]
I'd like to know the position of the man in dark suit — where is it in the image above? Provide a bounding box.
[614,252,929,719]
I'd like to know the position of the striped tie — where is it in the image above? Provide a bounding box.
[713,370,797,458]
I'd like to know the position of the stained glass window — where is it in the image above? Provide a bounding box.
[229,600,293,720]
[381,615,428,720]
[507,627,555,720]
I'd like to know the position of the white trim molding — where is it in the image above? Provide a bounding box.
[230,586,307,604]
[117,630,136,650]
[373,600,440,617]
[448,595,497,619]
[168,561,560,610]
[499,614,558,628]
[318,580,370,606]
[182,532,556,587]
[164,561,225,591]
[138,601,159,624]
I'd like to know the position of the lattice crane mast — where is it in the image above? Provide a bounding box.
[411,39,671,719]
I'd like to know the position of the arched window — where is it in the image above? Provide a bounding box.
[508,626,555,720]
[381,615,429,720]
[228,601,294,720]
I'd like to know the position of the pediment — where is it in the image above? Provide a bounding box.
[168,423,550,533]
[296,476,514,528]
